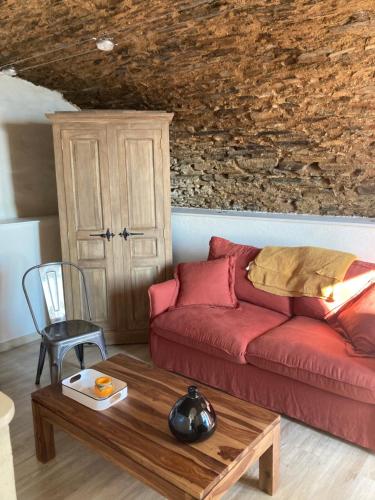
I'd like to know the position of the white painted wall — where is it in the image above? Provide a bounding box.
[172,208,375,264]
[0,75,76,350]
[0,74,77,220]
[0,217,61,349]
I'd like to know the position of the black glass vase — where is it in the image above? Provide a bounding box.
[168,385,216,443]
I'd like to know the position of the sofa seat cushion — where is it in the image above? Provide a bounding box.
[246,316,375,404]
[152,301,288,364]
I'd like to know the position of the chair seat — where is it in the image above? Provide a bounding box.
[42,319,102,344]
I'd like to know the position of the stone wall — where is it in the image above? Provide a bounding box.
[1,0,375,216]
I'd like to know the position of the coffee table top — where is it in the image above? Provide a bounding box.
[32,354,280,499]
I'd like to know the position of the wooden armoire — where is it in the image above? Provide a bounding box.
[47,111,174,344]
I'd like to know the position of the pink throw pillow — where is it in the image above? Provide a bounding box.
[173,256,238,309]
[329,284,375,357]
[208,236,292,316]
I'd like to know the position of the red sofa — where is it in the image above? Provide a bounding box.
[149,237,375,450]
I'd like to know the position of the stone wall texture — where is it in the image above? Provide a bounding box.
[1,0,375,216]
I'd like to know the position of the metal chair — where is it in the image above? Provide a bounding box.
[22,261,107,385]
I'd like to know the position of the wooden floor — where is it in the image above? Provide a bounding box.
[1,341,374,500]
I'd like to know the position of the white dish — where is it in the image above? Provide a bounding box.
[62,369,128,411]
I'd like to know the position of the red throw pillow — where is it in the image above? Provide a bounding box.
[172,256,238,309]
[329,284,375,357]
[208,236,292,316]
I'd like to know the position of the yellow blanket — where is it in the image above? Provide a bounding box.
[248,246,357,301]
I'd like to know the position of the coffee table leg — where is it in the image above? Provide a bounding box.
[32,401,56,463]
[259,423,280,495]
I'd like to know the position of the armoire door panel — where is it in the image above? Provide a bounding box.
[70,139,104,230]
[117,130,164,231]
[125,138,156,229]
[81,268,108,322]
[130,238,158,258]
[77,240,106,260]
[60,127,118,332]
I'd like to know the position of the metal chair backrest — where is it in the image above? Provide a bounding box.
[22,261,92,334]
[39,263,66,324]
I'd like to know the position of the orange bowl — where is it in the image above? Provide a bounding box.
[94,376,114,398]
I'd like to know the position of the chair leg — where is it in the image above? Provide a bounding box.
[95,332,107,360]
[35,341,47,385]
[48,346,62,385]
[49,361,61,385]
[74,344,85,369]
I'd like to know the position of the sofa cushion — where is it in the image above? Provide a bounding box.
[293,260,375,320]
[152,300,288,364]
[173,257,237,309]
[208,236,292,316]
[329,284,375,357]
[246,316,375,404]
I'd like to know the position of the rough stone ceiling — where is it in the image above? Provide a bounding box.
[2,0,260,110]
[1,0,375,216]
[1,0,270,112]
[2,1,373,116]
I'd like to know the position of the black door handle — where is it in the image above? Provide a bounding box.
[119,228,145,240]
[89,228,115,241]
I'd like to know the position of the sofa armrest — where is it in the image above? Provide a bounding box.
[148,279,178,320]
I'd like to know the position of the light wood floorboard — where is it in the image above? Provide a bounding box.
[0,341,374,500]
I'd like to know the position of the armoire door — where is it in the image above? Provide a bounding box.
[109,126,171,339]
[60,127,118,332]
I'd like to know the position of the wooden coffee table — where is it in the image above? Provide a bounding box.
[32,354,280,499]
